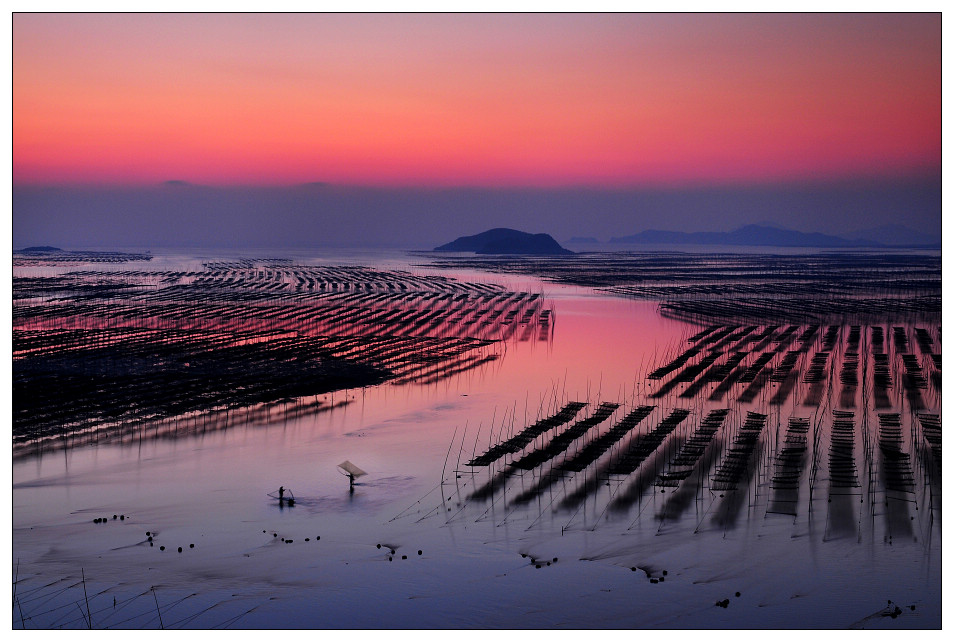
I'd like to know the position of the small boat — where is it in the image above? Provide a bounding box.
[267,488,295,505]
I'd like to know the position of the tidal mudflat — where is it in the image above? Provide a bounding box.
[12,248,941,628]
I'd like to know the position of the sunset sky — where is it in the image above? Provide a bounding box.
[13,12,940,188]
[11,12,942,248]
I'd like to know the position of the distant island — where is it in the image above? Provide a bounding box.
[435,228,573,255]
[19,246,63,253]
[607,224,925,248]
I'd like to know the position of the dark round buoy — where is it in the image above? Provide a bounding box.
[120,515,124,520]
[160,546,165,551]
[650,578,658,584]
[273,533,277,538]
[735,592,741,597]
[148,536,153,542]
[150,542,153,547]
[113,515,118,520]
[402,555,407,559]
[178,547,182,553]
[189,543,194,548]
[316,536,320,540]
[93,518,99,524]
[659,576,664,582]
[377,544,381,548]
[552,557,558,562]
[910,605,916,611]
[535,564,541,569]
[281,538,285,542]
[662,570,668,575]
[146,531,151,536]
[630,567,636,572]
[305,538,310,542]
[418,550,422,555]
[286,540,293,543]
[263,530,266,533]
[521,554,527,558]
[389,557,392,561]
[546,562,551,566]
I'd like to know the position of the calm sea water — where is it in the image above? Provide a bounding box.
[12,248,941,629]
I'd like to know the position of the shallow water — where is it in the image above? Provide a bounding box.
[11,249,941,628]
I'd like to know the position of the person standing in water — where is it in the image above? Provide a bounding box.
[278,486,285,501]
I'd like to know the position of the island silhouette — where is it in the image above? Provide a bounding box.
[435,228,573,255]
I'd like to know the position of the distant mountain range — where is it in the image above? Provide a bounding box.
[435,228,573,255]
[606,224,939,248]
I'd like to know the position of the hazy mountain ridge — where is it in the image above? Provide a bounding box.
[607,224,939,248]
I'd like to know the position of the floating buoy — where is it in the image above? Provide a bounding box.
[190,544,194,548]
[160,546,165,551]
[418,550,422,556]
[402,555,407,559]
[377,544,381,549]
[735,592,741,597]
[178,547,182,553]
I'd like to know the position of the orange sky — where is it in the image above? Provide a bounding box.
[12,13,941,187]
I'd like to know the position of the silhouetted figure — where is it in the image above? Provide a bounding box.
[278,486,285,501]
[348,474,355,493]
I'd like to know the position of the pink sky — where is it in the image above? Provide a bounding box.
[12,13,941,187]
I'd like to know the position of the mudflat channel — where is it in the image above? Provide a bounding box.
[12,248,941,628]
